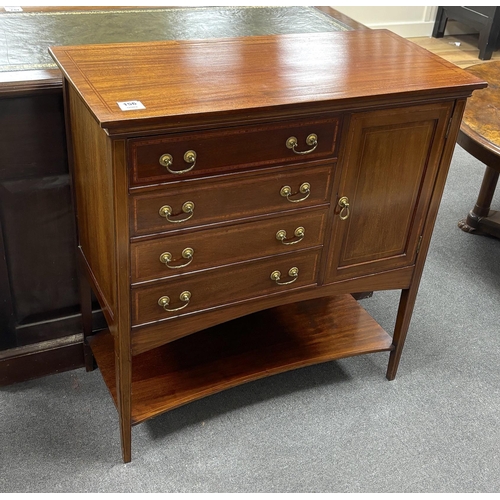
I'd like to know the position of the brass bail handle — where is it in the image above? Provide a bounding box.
[280,182,311,203]
[270,266,299,286]
[286,133,318,155]
[159,247,194,269]
[158,201,195,224]
[338,196,350,220]
[159,150,197,175]
[276,227,305,245]
[158,291,192,313]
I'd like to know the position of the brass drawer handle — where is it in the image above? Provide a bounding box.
[159,150,197,175]
[159,248,194,269]
[158,291,191,312]
[276,227,305,245]
[270,266,299,286]
[280,182,310,203]
[338,196,350,220]
[286,134,318,155]
[158,201,195,224]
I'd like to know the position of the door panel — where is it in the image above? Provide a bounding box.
[325,102,453,282]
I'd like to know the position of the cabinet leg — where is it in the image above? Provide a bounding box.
[115,350,133,463]
[119,413,132,464]
[386,288,417,381]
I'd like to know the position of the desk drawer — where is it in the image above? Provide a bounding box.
[130,163,333,236]
[129,117,339,186]
[131,207,328,283]
[131,248,321,325]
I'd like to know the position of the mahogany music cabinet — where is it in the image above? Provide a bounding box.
[49,30,485,462]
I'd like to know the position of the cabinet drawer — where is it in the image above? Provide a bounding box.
[131,208,327,283]
[129,117,339,186]
[130,163,333,236]
[131,249,321,325]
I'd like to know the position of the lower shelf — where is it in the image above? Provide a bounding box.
[89,293,394,425]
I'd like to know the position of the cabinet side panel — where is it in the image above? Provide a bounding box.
[68,86,115,317]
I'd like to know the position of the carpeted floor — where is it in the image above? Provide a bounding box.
[1,143,499,492]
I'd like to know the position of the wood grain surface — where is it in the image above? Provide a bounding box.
[49,30,486,133]
[89,294,394,425]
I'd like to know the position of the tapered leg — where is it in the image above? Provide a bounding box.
[115,349,132,463]
[386,288,418,381]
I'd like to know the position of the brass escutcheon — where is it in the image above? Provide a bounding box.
[159,153,173,168]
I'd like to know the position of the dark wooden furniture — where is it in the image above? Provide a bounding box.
[0,7,362,386]
[458,61,500,238]
[432,6,500,60]
[50,30,484,462]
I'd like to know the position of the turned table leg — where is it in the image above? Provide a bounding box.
[458,165,499,235]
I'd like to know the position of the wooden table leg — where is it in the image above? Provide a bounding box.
[458,164,500,238]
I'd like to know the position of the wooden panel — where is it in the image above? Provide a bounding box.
[68,86,116,315]
[130,265,415,355]
[130,207,327,283]
[326,102,452,282]
[129,116,339,186]
[130,163,332,236]
[89,294,394,425]
[48,31,485,133]
[131,248,321,326]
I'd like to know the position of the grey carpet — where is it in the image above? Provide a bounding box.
[1,144,499,493]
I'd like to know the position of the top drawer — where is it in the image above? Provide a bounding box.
[129,116,339,187]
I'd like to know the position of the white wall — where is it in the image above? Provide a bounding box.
[333,6,476,38]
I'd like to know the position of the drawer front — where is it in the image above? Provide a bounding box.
[131,208,327,284]
[130,163,333,236]
[129,117,339,186]
[132,249,321,326]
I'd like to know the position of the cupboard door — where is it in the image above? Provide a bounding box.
[325,102,453,282]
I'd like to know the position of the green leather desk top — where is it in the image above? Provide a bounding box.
[0,7,351,72]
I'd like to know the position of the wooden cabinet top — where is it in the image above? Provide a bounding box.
[49,30,486,134]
